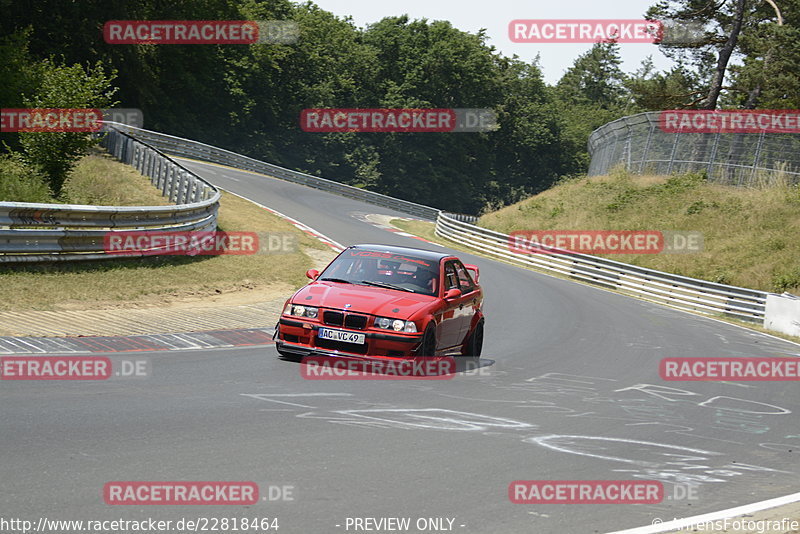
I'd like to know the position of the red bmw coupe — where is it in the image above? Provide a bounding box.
[275,244,484,361]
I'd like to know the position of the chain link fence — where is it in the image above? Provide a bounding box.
[587,112,800,186]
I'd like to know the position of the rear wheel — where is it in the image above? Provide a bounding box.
[460,319,483,358]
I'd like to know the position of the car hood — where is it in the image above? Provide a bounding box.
[292,282,434,319]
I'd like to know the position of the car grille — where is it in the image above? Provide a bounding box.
[323,311,344,326]
[322,311,368,330]
[344,314,368,329]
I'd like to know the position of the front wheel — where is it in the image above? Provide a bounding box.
[418,325,437,358]
[460,320,483,358]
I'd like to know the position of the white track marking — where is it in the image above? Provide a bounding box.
[606,491,800,533]
[222,189,344,251]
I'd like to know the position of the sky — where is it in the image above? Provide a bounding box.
[309,0,678,85]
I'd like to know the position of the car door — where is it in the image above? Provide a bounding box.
[452,260,480,345]
[436,260,471,349]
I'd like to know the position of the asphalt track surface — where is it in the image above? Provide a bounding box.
[2,159,799,534]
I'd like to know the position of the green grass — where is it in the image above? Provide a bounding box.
[478,169,800,294]
[0,147,172,205]
[61,148,173,206]
[0,152,327,311]
[0,154,53,203]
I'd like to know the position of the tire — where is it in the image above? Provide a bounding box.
[460,319,483,358]
[418,325,437,358]
[275,326,302,362]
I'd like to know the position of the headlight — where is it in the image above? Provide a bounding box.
[375,317,417,333]
[287,304,318,318]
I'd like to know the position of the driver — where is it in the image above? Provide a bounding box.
[413,268,438,294]
[378,260,401,280]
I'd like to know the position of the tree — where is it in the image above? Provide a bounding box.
[554,42,627,108]
[646,0,770,109]
[551,43,632,176]
[728,0,800,107]
[0,28,42,153]
[18,61,117,196]
[624,57,702,110]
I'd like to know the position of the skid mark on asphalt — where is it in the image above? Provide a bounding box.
[528,434,793,486]
[239,369,797,492]
[241,392,354,408]
[330,408,536,431]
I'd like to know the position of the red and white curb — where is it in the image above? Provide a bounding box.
[353,213,444,248]
[0,328,276,354]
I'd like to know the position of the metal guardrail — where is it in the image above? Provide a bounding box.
[108,123,441,221]
[1,120,773,325]
[0,124,220,262]
[587,112,800,186]
[435,212,768,322]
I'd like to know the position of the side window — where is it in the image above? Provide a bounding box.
[454,261,475,292]
[444,262,459,290]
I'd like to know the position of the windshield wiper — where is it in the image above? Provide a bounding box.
[359,280,414,292]
[319,277,353,284]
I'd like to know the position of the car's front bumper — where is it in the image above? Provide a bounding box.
[276,317,423,359]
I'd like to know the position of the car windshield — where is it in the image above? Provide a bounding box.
[319,249,439,296]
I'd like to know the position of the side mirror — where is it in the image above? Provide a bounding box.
[464,264,479,283]
[306,269,320,280]
[444,288,461,300]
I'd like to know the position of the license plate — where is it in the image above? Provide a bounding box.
[318,328,366,345]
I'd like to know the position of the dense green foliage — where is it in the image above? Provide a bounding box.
[0,153,52,202]
[2,0,798,212]
[17,61,117,195]
[0,26,117,199]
